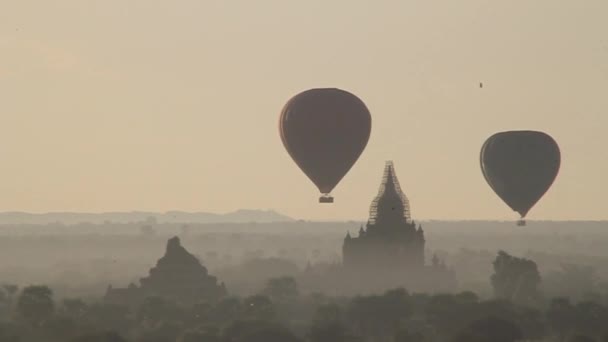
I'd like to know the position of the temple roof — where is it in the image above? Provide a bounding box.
[139,236,221,293]
[106,236,227,304]
[368,161,411,224]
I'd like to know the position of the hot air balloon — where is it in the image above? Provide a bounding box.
[279,88,372,203]
[480,130,560,226]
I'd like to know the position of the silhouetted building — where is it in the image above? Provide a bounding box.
[311,161,459,294]
[343,161,425,271]
[105,236,226,305]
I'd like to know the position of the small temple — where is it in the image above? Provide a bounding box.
[105,236,226,305]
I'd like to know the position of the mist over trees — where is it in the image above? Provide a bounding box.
[0,218,605,340]
[1,275,608,341]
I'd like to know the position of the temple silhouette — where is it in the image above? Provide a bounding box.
[105,236,226,305]
[343,161,425,270]
[105,161,455,300]
[302,161,456,294]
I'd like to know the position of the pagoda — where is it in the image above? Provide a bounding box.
[105,236,226,305]
[343,161,425,271]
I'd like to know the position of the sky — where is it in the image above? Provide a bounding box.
[1,1,607,221]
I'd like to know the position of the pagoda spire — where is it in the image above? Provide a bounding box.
[368,161,411,225]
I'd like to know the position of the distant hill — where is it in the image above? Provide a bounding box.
[0,210,294,225]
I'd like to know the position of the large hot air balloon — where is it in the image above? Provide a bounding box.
[480,130,560,225]
[279,88,372,203]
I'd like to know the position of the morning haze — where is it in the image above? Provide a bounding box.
[1,2,608,342]
[2,1,607,220]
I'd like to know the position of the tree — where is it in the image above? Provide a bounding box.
[455,291,479,304]
[1,284,18,314]
[309,321,355,342]
[574,301,608,338]
[70,332,127,342]
[568,335,596,342]
[44,315,79,341]
[547,297,576,340]
[309,304,357,342]
[63,298,88,318]
[452,316,523,342]
[223,320,296,342]
[395,329,425,342]
[469,316,523,342]
[347,288,411,341]
[242,295,275,321]
[451,331,486,342]
[236,326,302,342]
[263,277,299,300]
[0,322,21,342]
[491,251,541,305]
[136,296,184,328]
[0,290,7,309]
[313,303,343,323]
[16,285,55,325]
[3,285,18,298]
[85,303,131,334]
[138,322,182,342]
[179,330,222,342]
[208,297,243,324]
[425,294,473,339]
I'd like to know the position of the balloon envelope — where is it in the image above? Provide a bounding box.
[279,88,371,200]
[480,130,560,218]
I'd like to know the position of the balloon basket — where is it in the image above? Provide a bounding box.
[516,219,526,226]
[319,195,334,204]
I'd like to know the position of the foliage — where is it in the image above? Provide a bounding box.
[16,285,55,326]
[491,251,542,305]
[0,275,608,341]
[263,277,299,300]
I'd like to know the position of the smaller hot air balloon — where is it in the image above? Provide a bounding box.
[480,130,560,225]
[279,88,372,203]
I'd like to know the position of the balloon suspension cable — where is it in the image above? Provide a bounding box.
[319,194,334,204]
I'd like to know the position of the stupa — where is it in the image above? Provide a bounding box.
[105,236,226,305]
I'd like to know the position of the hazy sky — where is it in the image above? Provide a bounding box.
[1,1,607,221]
